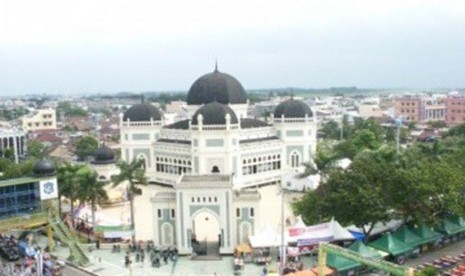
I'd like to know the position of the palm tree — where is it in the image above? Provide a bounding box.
[112,159,147,245]
[78,170,108,229]
[57,162,85,228]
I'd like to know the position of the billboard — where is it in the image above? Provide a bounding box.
[39,179,58,200]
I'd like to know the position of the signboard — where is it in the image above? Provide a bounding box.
[39,179,58,200]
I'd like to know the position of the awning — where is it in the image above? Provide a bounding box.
[410,225,443,244]
[392,226,423,247]
[368,233,413,256]
[326,253,361,272]
[348,240,382,259]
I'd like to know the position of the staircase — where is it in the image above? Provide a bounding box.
[48,213,91,267]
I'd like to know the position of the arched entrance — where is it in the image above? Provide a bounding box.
[191,210,221,258]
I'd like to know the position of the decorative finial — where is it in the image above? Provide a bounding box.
[214,59,218,72]
[141,94,145,103]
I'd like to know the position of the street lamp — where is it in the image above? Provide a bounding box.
[280,183,290,274]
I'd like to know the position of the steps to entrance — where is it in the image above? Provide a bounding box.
[48,213,92,267]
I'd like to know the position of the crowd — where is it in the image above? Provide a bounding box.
[119,242,178,269]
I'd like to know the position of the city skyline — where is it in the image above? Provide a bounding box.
[1,0,465,95]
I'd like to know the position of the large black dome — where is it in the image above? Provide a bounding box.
[123,103,162,122]
[93,145,115,164]
[187,68,247,105]
[33,159,56,176]
[191,102,238,125]
[274,99,313,118]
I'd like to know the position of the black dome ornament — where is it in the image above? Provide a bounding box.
[191,102,238,125]
[33,159,56,176]
[93,144,115,164]
[187,64,247,105]
[274,98,313,118]
[123,96,162,122]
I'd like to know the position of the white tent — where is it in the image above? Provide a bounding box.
[286,219,355,245]
[346,219,402,237]
[293,216,306,228]
[249,225,281,248]
[329,219,355,240]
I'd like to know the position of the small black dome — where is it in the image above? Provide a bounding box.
[123,103,162,122]
[192,102,238,125]
[33,159,56,176]
[93,145,115,164]
[187,69,247,105]
[274,99,313,118]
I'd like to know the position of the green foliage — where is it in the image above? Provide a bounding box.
[320,120,341,140]
[427,120,446,129]
[112,158,148,244]
[57,101,88,117]
[446,123,465,137]
[75,136,98,160]
[415,266,438,276]
[295,119,465,238]
[57,163,86,227]
[27,140,45,158]
[0,158,36,179]
[0,107,29,120]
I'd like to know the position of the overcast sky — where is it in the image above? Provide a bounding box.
[1,0,465,95]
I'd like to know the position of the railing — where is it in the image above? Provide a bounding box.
[48,212,91,267]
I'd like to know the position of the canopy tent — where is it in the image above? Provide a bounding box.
[410,225,443,244]
[249,225,280,248]
[449,215,465,228]
[348,240,382,259]
[330,219,354,240]
[288,219,354,245]
[293,216,307,228]
[435,218,464,235]
[235,243,253,254]
[326,253,361,272]
[368,233,413,256]
[346,219,402,238]
[94,224,133,238]
[392,226,423,247]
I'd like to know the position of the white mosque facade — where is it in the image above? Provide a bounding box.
[118,68,317,255]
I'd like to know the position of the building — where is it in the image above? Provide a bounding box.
[21,108,57,131]
[424,104,446,122]
[120,67,317,254]
[0,127,27,163]
[394,96,424,122]
[358,104,384,118]
[445,96,465,125]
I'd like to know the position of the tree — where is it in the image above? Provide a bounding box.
[27,140,45,158]
[75,136,98,161]
[78,170,108,229]
[112,159,148,245]
[57,163,86,228]
[320,120,341,140]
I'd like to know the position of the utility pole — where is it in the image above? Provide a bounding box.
[280,184,287,274]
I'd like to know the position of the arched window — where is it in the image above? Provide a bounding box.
[211,166,220,173]
[291,152,300,168]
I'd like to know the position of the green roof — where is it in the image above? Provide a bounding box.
[348,240,382,259]
[326,253,361,272]
[392,226,423,247]
[410,225,443,244]
[447,216,465,230]
[368,233,413,256]
[0,176,52,188]
[435,218,464,235]
[94,224,133,232]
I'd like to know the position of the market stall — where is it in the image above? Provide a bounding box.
[368,233,413,264]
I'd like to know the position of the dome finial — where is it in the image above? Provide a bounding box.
[214,59,218,72]
[141,94,145,103]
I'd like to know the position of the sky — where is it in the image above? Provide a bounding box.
[1,0,465,95]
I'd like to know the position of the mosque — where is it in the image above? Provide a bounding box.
[117,66,317,255]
